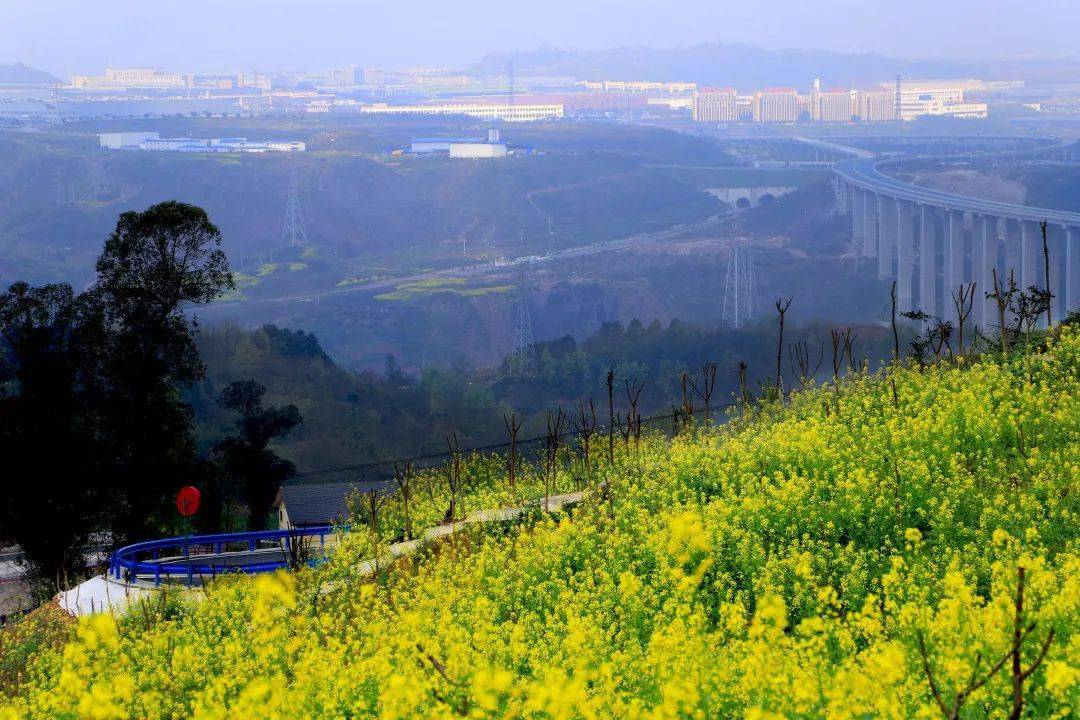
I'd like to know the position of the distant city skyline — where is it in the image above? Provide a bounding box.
[3,0,1079,78]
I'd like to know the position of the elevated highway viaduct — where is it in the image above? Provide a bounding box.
[830,142,1079,329]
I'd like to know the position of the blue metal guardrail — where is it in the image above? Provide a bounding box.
[110,526,334,586]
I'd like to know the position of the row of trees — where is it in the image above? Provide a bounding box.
[0,202,299,593]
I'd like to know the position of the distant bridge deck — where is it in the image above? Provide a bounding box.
[835,156,1080,226]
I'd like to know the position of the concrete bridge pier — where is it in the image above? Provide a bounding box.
[944,209,966,322]
[1067,226,1079,317]
[878,195,898,280]
[897,200,915,312]
[1004,219,1023,290]
[919,205,940,317]
[852,189,866,251]
[973,215,999,330]
[863,190,878,257]
[1021,220,1045,293]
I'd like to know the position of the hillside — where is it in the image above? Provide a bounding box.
[0,124,725,290]
[0,62,59,84]
[4,322,1078,718]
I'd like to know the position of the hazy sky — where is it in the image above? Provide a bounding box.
[3,0,1077,76]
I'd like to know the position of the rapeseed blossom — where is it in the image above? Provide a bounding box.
[2,325,1078,718]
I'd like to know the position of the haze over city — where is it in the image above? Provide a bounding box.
[4,0,1080,75]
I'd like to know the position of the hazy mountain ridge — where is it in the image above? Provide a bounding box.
[0,62,60,84]
[475,43,1080,86]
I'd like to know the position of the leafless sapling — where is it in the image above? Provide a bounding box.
[503,412,523,498]
[544,407,567,511]
[393,460,414,540]
[891,280,900,363]
[841,327,860,372]
[1040,220,1052,327]
[361,487,388,573]
[736,360,752,407]
[572,398,597,470]
[443,434,464,523]
[988,268,1016,354]
[950,282,977,357]
[830,329,845,386]
[679,371,695,430]
[788,340,823,390]
[774,297,792,395]
[624,376,645,447]
[688,361,719,427]
[606,368,615,465]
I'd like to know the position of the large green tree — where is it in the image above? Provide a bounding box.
[0,282,107,589]
[94,201,233,542]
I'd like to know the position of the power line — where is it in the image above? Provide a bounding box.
[295,399,740,480]
[722,212,758,329]
[280,164,308,247]
[512,232,538,377]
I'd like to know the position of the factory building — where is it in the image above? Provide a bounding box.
[411,130,508,158]
[72,67,184,90]
[98,131,160,149]
[692,87,738,122]
[449,141,508,158]
[889,80,988,120]
[100,133,304,153]
[360,102,563,122]
[577,80,697,94]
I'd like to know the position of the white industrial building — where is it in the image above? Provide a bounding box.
[99,133,305,153]
[360,102,563,122]
[411,130,508,158]
[449,141,507,158]
[887,80,989,120]
[98,131,160,149]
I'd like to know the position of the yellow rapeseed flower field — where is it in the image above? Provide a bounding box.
[2,326,1078,718]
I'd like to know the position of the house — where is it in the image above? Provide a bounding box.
[274,480,389,530]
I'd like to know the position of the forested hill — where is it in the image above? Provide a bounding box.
[187,324,508,476]
[190,317,901,479]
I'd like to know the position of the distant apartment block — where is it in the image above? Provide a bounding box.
[817,89,853,122]
[359,102,563,122]
[692,87,738,122]
[855,90,897,122]
[687,77,995,124]
[808,79,853,122]
[99,132,304,153]
[753,89,798,123]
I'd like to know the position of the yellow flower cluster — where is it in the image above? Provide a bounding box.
[2,326,1079,718]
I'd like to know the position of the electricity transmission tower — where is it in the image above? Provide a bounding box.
[512,230,537,377]
[280,166,308,247]
[722,213,758,329]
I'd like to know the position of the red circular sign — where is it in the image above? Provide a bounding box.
[176,486,201,517]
